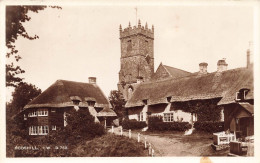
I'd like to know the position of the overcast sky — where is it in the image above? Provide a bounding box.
[6,3,254,101]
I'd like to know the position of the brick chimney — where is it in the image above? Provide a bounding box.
[217,59,228,72]
[199,62,208,75]
[88,77,96,84]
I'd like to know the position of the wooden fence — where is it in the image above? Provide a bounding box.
[106,126,156,157]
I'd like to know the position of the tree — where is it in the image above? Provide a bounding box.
[7,82,41,116]
[108,90,126,119]
[54,108,105,145]
[6,6,61,87]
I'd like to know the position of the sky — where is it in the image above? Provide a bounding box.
[6,3,254,102]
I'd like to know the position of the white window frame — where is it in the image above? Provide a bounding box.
[235,92,241,101]
[139,112,144,121]
[38,109,48,116]
[29,126,49,135]
[24,114,27,120]
[163,113,174,122]
[52,125,56,130]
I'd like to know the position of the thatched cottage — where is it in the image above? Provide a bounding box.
[20,77,116,136]
[118,21,254,137]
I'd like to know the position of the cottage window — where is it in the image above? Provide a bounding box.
[138,112,144,121]
[38,109,48,116]
[73,100,80,105]
[29,110,38,117]
[24,114,27,120]
[29,126,38,135]
[43,126,49,135]
[52,125,56,130]
[164,113,174,122]
[87,101,95,107]
[29,126,49,135]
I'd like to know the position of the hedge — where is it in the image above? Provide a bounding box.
[148,122,192,132]
[147,116,192,131]
[122,119,147,130]
[194,121,224,133]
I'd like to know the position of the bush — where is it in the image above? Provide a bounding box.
[122,119,147,130]
[72,134,147,157]
[147,115,191,132]
[148,121,192,132]
[194,121,224,133]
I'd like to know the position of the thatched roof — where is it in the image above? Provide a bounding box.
[96,107,117,117]
[126,67,253,107]
[24,80,111,109]
[239,103,254,114]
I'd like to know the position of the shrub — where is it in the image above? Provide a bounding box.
[147,115,191,132]
[148,121,192,132]
[122,119,147,130]
[71,134,147,157]
[194,121,224,133]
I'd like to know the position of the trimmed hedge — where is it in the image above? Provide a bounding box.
[148,116,192,131]
[194,121,224,133]
[148,122,192,132]
[122,119,147,130]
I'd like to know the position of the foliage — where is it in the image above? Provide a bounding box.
[148,121,192,132]
[60,108,105,145]
[122,119,147,130]
[148,115,163,124]
[71,134,147,157]
[172,99,222,122]
[6,6,61,87]
[108,90,126,122]
[8,82,41,116]
[148,115,191,132]
[194,121,224,133]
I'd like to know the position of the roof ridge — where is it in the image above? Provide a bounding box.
[162,64,191,74]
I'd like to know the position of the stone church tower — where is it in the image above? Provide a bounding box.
[118,20,154,100]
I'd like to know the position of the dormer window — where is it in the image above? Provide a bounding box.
[142,99,148,105]
[167,96,172,103]
[235,89,250,101]
[70,96,82,106]
[72,100,80,105]
[85,97,96,107]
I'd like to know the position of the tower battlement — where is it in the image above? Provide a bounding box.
[119,20,154,39]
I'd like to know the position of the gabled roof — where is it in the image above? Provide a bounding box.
[162,64,192,79]
[96,107,117,117]
[126,67,253,107]
[239,103,254,114]
[152,63,192,81]
[24,80,111,109]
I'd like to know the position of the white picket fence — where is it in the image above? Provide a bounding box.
[106,126,156,157]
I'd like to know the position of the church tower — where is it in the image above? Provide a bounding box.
[118,20,154,100]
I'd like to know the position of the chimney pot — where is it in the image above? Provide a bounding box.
[88,77,96,84]
[199,62,208,74]
[217,59,228,72]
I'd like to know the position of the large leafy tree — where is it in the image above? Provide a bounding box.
[7,82,42,116]
[108,90,126,118]
[6,6,61,87]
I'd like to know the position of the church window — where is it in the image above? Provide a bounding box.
[127,40,132,52]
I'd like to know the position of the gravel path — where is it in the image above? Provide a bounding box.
[109,127,229,156]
